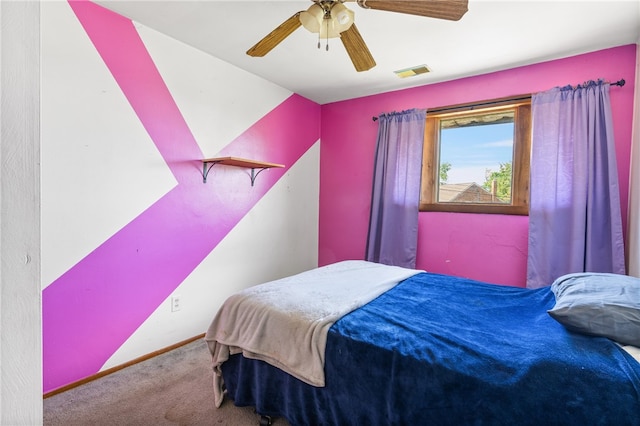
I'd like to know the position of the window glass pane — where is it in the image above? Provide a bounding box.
[438,111,514,204]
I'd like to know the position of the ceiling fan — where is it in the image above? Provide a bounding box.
[246,0,469,72]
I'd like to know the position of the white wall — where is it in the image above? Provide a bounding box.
[0,1,43,424]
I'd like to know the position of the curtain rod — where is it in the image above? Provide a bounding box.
[371,79,626,121]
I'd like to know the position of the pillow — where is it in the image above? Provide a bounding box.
[548,272,640,347]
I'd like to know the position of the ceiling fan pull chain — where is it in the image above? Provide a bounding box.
[325,15,330,51]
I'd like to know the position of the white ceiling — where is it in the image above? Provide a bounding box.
[96,0,640,104]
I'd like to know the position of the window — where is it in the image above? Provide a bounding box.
[420,96,531,215]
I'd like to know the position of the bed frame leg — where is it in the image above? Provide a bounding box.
[258,414,273,426]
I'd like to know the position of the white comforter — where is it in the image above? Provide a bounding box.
[204,260,423,407]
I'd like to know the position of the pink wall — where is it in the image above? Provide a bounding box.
[319,45,637,287]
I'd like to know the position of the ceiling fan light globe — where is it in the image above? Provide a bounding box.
[332,3,354,26]
[299,4,324,33]
[320,6,354,38]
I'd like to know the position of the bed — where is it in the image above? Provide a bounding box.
[205,261,640,425]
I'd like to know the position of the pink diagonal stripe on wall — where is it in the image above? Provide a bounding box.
[42,0,320,393]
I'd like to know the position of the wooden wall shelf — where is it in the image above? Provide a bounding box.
[202,156,285,186]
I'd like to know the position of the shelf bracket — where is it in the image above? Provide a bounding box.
[202,160,221,183]
[250,168,269,186]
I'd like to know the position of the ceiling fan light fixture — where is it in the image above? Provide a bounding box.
[300,2,354,39]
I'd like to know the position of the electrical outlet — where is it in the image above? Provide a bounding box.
[171,295,181,312]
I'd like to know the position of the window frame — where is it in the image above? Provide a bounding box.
[420,96,532,215]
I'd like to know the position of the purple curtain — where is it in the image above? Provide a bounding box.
[365,109,426,268]
[527,81,625,289]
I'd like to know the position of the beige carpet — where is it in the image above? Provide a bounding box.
[44,339,290,426]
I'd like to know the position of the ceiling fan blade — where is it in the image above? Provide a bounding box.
[356,0,468,21]
[340,24,376,72]
[247,12,303,57]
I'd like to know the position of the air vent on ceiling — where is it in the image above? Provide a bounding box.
[394,65,431,78]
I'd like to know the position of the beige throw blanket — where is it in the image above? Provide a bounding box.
[205,260,423,407]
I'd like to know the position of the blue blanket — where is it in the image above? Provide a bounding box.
[222,272,640,425]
